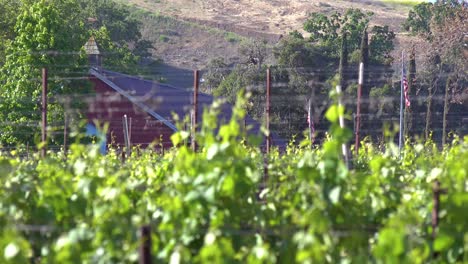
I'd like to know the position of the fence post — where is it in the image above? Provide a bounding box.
[41,68,48,158]
[139,225,152,264]
[123,114,131,158]
[129,117,133,145]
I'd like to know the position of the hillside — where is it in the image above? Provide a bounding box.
[122,0,425,85]
[128,0,419,36]
[128,8,248,87]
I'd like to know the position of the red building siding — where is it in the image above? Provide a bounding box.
[87,77,175,149]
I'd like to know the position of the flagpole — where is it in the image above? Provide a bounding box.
[336,85,350,168]
[308,98,313,147]
[399,51,404,152]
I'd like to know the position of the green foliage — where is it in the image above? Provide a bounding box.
[0,0,151,146]
[90,26,139,72]
[213,49,267,119]
[403,1,465,38]
[403,1,467,141]
[1,97,467,263]
[79,0,142,44]
[268,7,398,141]
[213,66,253,104]
[303,9,372,57]
[338,32,348,89]
[202,57,230,93]
[359,28,369,65]
[78,0,152,63]
[288,30,304,39]
[158,34,170,42]
[370,84,396,114]
[303,8,395,65]
[0,0,20,40]
[224,32,241,43]
[274,36,324,69]
[403,2,433,35]
[304,12,341,45]
[0,0,89,145]
[369,26,395,64]
[0,0,21,67]
[238,39,268,70]
[272,35,334,139]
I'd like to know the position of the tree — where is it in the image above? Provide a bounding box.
[90,26,139,72]
[0,0,22,67]
[273,34,333,139]
[202,57,229,93]
[0,0,154,146]
[304,9,371,57]
[442,75,453,146]
[0,0,89,145]
[78,0,150,71]
[369,25,395,65]
[238,39,268,70]
[273,34,325,70]
[403,0,466,39]
[402,2,433,37]
[405,47,416,135]
[79,0,141,44]
[360,28,370,102]
[303,8,395,66]
[404,1,467,141]
[263,8,398,142]
[338,32,348,90]
[213,64,264,116]
[0,0,150,71]
[424,54,441,140]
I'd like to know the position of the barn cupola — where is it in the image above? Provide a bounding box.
[83,36,102,69]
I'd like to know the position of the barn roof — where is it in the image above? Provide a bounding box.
[89,68,286,147]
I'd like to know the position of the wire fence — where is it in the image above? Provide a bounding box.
[0,64,466,155]
[1,64,463,263]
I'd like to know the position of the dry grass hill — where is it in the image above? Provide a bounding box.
[122,0,425,81]
[130,0,419,36]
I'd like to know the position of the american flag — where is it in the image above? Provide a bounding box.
[402,67,411,107]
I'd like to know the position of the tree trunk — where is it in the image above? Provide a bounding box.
[359,28,369,100]
[425,84,433,141]
[339,32,348,91]
[442,75,452,146]
[406,47,416,137]
[359,28,369,136]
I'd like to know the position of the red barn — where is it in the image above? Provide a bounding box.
[83,37,283,150]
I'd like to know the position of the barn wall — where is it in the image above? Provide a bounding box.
[87,77,175,149]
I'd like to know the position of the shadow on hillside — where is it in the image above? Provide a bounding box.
[153,62,194,89]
